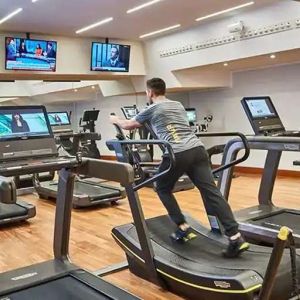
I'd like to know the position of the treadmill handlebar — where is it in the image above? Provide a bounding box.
[196,132,250,174]
[77,158,135,186]
[259,226,293,300]
[106,139,175,191]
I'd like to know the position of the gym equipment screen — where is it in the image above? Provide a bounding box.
[5,37,57,71]
[122,106,138,119]
[48,112,71,126]
[185,109,197,123]
[91,42,130,72]
[0,107,51,141]
[245,98,276,118]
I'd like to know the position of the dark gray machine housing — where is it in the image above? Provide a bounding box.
[0,176,36,225]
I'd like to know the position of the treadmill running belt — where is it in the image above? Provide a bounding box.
[48,181,121,199]
[143,216,289,276]
[251,211,300,232]
[73,182,121,199]
[0,203,27,219]
[4,276,110,300]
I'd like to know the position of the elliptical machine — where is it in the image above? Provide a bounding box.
[79,109,101,159]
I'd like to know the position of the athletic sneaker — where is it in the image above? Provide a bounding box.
[223,236,250,258]
[170,227,197,243]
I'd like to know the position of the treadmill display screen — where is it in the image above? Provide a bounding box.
[185,108,197,123]
[245,98,276,119]
[0,106,52,141]
[122,106,138,120]
[48,112,70,126]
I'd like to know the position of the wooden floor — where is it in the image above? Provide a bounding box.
[0,173,299,299]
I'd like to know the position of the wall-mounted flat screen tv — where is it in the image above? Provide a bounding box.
[5,37,57,71]
[91,42,130,72]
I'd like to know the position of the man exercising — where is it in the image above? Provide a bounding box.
[110,78,249,258]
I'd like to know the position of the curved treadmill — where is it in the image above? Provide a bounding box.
[113,214,298,300]
[108,139,300,300]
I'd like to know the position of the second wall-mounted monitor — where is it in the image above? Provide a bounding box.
[5,37,57,72]
[91,42,130,72]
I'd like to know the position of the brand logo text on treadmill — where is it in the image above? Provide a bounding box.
[11,272,38,281]
[214,281,231,288]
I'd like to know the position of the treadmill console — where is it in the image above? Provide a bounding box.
[241,96,285,135]
[121,106,138,120]
[82,109,99,122]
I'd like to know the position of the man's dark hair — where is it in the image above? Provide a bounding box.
[146,78,166,96]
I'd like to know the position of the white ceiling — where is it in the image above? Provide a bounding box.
[0,0,277,40]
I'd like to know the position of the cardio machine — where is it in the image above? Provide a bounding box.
[117,105,195,192]
[107,133,300,300]
[35,110,126,208]
[0,176,36,225]
[0,105,139,300]
[217,96,300,246]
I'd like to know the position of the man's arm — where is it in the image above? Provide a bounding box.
[110,115,142,130]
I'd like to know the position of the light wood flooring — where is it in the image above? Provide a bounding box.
[0,173,299,299]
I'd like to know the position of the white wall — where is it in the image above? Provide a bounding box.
[141,1,300,90]
[189,62,300,170]
[70,92,189,156]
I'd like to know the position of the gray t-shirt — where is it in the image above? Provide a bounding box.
[134,99,203,153]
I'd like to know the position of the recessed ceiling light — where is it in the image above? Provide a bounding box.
[127,0,163,14]
[0,8,23,25]
[91,85,95,89]
[223,62,228,66]
[74,89,78,92]
[32,0,39,3]
[76,17,113,34]
[140,24,181,39]
[270,54,276,59]
[196,1,255,22]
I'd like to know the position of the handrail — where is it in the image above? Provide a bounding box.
[196,132,250,174]
[106,139,175,191]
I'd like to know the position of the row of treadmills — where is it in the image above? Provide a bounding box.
[0,99,300,300]
[0,108,126,227]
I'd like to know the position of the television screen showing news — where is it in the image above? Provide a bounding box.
[5,37,57,71]
[91,42,130,72]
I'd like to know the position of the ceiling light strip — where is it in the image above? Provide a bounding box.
[196,1,255,22]
[127,0,163,14]
[76,17,113,34]
[0,8,23,25]
[140,24,181,38]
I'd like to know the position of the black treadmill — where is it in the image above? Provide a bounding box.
[0,105,139,300]
[35,110,126,208]
[216,96,300,246]
[107,137,300,300]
